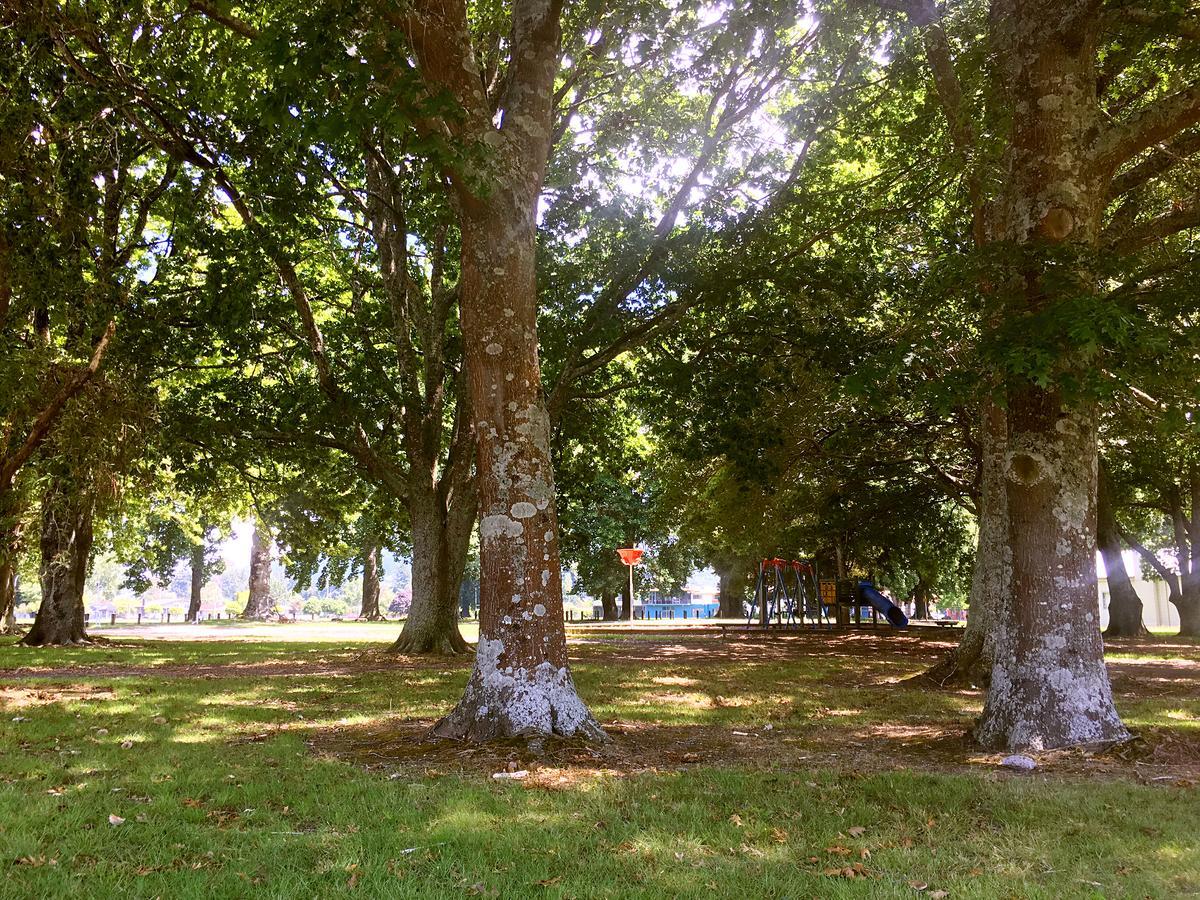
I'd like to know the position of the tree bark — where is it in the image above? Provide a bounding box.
[388,482,475,653]
[924,403,1007,686]
[974,4,1127,750]
[1177,466,1200,636]
[0,506,25,635]
[619,576,632,621]
[22,481,94,646]
[241,521,273,619]
[912,574,932,620]
[0,562,16,635]
[186,541,205,623]
[360,540,383,620]
[717,563,749,618]
[599,586,618,621]
[1177,591,1200,637]
[1098,462,1146,637]
[405,0,601,740]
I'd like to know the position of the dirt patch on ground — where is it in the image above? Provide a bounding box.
[307,713,1200,789]
[307,631,1200,787]
[0,684,117,710]
[584,630,964,667]
[0,649,474,681]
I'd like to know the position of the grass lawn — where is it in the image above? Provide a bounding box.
[1,626,1197,898]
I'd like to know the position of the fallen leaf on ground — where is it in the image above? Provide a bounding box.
[822,863,872,879]
[847,826,866,837]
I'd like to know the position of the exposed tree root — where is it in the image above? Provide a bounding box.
[385,629,473,656]
[914,647,990,688]
[20,632,91,647]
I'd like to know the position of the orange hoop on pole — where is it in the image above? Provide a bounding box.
[616,548,643,621]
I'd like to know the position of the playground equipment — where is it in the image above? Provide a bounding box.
[858,581,908,627]
[616,548,644,622]
[819,578,909,628]
[745,554,907,630]
[746,558,829,628]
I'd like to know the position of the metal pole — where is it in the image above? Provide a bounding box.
[628,563,634,621]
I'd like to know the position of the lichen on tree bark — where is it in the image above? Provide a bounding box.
[404,0,603,740]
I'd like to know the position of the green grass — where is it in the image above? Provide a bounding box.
[1,629,1197,898]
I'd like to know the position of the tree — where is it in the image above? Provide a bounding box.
[556,390,690,621]
[242,519,274,620]
[1096,458,1146,637]
[360,540,384,621]
[113,485,229,624]
[1106,406,1200,637]
[1,11,174,644]
[369,0,600,740]
[881,0,1200,749]
[27,0,878,665]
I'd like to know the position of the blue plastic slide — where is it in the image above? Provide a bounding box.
[857,581,908,627]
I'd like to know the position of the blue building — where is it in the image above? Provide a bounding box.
[590,588,720,620]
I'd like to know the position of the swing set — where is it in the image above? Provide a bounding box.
[745,558,910,629]
[745,558,830,628]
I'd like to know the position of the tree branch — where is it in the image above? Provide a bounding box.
[1107,130,1200,199]
[1113,520,1180,600]
[1106,190,1200,253]
[0,320,116,487]
[1095,81,1200,174]
[186,0,260,39]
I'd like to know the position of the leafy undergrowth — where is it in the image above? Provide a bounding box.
[1,627,1197,898]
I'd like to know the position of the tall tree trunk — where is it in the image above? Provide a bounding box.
[360,540,383,621]
[0,563,15,635]
[186,541,205,623]
[975,4,1126,750]
[241,521,272,619]
[717,563,748,618]
[599,586,618,621]
[1098,462,1145,637]
[407,0,602,741]
[912,574,932,620]
[432,191,602,739]
[1178,466,1200,636]
[620,576,632,621]
[925,403,1007,686]
[22,482,94,646]
[388,483,475,653]
[0,508,25,635]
